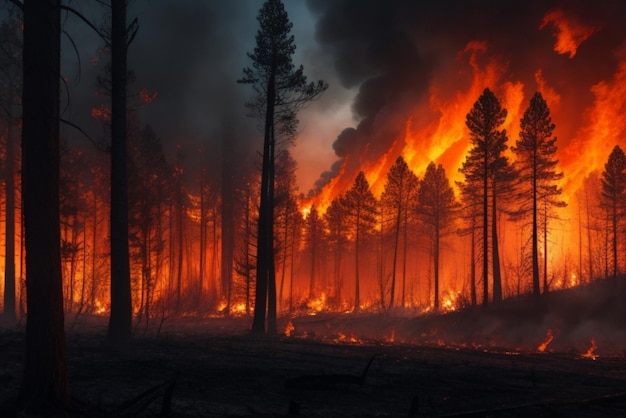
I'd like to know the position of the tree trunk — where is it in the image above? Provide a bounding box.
[492,181,502,303]
[252,65,275,335]
[470,216,477,306]
[221,129,234,310]
[433,224,440,310]
[19,0,69,410]
[390,206,401,310]
[107,0,133,351]
[532,165,540,296]
[482,158,489,306]
[3,82,17,322]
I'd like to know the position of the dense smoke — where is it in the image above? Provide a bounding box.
[305,0,626,195]
[60,1,261,181]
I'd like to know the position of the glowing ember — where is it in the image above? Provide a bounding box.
[284,320,295,337]
[334,332,360,344]
[581,338,599,360]
[538,329,555,352]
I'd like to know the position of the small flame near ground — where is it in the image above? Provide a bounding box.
[581,338,599,360]
[284,319,295,337]
[538,329,555,352]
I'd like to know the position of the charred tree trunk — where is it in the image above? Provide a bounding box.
[532,163,540,296]
[433,223,440,310]
[221,131,234,312]
[107,0,133,352]
[18,0,69,410]
[252,63,275,335]
[482,155,489,306]
[470,216,477,306]
[3,83,17,322]
[491,181,502,303]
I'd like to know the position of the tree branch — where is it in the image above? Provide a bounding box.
[60,5,110,47]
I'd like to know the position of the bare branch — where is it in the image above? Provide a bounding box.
[60,5,110,47]
[60,118,110,152]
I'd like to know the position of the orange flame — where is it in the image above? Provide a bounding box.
[581,338,598,360]
[540,9,597,58]
[537,329,555,352]
[284,319,295,337]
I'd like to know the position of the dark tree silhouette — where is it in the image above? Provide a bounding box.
[512,92,565,296]
[460,88,510,304]
[380,156,419,309]
[456,179,481,306]
[18,0,69,411]
[239,0,327,335]
[343,171,378,313]
[0,15,21,323]
[600,145,626,279]
[418,162,457,310]
[303,206,323,299]
[106,0,133,352]
[325,195,348,307]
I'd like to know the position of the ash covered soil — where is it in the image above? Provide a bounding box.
[2,280,626,416]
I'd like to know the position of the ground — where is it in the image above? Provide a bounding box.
[1,308,626,417]
[2,280,626,416]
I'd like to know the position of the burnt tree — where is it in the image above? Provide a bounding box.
[18,0,69,411]
[239,0,326,335]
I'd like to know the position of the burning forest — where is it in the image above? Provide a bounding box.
[3,0,626,415]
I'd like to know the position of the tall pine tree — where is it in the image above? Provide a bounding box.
[512,92,565,296]
[601,145,626,279]
[418,162,457,310]
[239,0,327,335]
[460,88,512,304]
[343,172,378,313]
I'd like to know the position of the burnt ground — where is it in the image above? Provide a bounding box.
[0,315,626,417]
[2,279,626,416]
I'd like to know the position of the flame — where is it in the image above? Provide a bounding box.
[580,338,598,360]
[334,332,360,344]
[284,319,295,337]
[540,9,597,58]
[307,293,327,315]
[94,299,107,315]
[139,87,158,104]
[441,290,461,312]
[537,329,555,352]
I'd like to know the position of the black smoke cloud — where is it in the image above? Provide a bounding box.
[60,1,262,181]
[305,0,626,193]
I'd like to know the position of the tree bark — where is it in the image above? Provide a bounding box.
[107,0,132,351]
[3,82,16,322]
[19,0,69,410]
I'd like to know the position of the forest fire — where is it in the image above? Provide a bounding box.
[538,330,556,353]
[1,0,626,365]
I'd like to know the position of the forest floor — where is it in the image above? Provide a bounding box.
[2,279,626,416]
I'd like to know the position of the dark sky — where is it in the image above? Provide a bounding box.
[8,0,626,196]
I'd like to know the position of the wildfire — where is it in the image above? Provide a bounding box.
[284,319,295,337]
[307,293,327,315]
[580,338,599,360]
[537,329,555,352]
[540,8,597,58]
[93,299,106,315]
[334,332,359,344]
[441,291,461,312]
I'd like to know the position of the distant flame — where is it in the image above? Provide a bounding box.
[581,338,598,360]
[284,319,295,337]
[538,329,555,352]
[540,9,597,58]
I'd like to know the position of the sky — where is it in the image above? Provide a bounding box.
[6,0,626,199]
[54,0,355,194]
